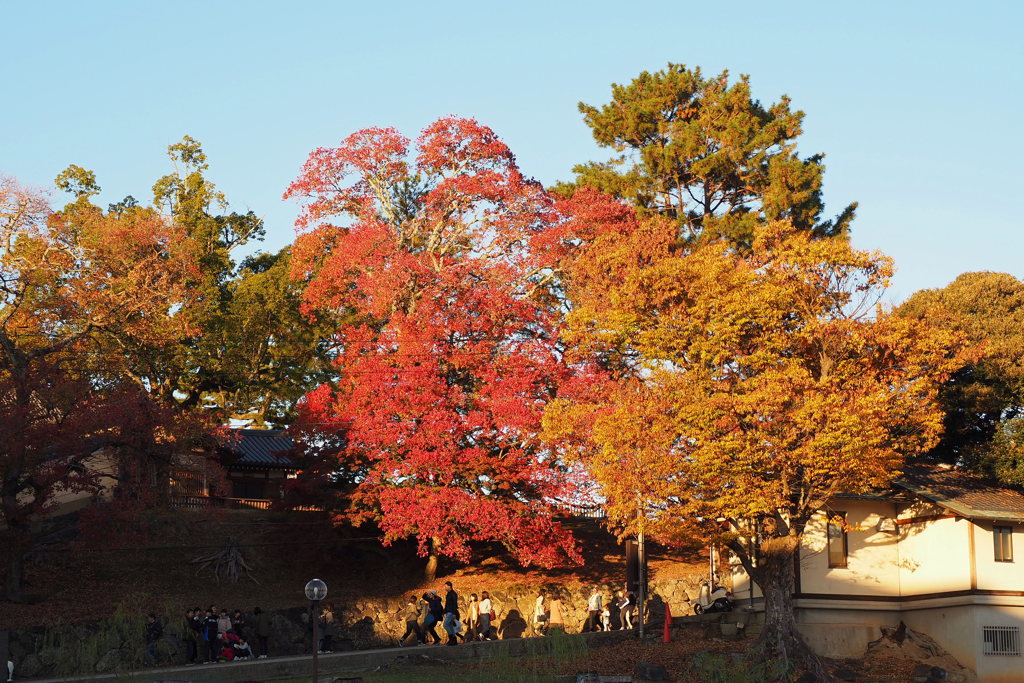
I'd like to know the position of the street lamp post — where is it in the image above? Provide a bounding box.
[305,578,328,683]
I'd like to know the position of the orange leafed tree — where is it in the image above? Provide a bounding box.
[544,192,964,676]
[0,175,197,602]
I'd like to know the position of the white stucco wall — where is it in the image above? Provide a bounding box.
[903,603,1024,682]
[799,499,901,596]
[974,522,1024,592]
[729,560,760,605]
[903,604,979,671]
[726,497,1024,681]
[897,516,973,595]
[971,604,1024,682]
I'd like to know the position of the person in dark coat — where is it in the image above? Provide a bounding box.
[442,581,461,645]
[143,613,163,666]
[203,608,220,662]
[253,606,271,658]
[231,609,247,636]
[422,591,444,644]
[183,608,202,664]
[318,602,336,653]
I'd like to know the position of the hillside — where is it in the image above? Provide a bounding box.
[0,508,706,630]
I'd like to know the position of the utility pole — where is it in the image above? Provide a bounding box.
[638,526,647,640]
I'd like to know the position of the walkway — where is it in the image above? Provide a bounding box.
[23,630,634,682]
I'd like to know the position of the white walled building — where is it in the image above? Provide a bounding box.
[731,465,1024,682]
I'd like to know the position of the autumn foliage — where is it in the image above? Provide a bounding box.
[284,117,581,570]
[543,193,965,672]
[0,176,199,601]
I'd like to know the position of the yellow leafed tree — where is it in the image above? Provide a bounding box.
[544,193,965,678]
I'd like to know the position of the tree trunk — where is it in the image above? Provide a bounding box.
[749,536,833,682]
[5,547,26,603]
[424,537,440,582]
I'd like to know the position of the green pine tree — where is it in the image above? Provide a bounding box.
[558,64,856,247]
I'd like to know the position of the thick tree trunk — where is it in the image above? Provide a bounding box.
[5,547,26,603]
[749,537,833,682]
[424,537,440,582]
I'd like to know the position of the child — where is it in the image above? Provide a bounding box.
[218,637,235,662]
[600,603,611,631]
[233,637,254,660]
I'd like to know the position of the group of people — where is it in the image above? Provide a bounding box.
[399,581,476,646]
[582,586,636,632]
[140,583,641,666]
[397,582,639,647]
[176,605,272,665]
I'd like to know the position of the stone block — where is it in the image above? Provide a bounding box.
[634,661,670,681]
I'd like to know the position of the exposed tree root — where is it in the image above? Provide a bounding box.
[191,536,259,584]
[752,623,835,682]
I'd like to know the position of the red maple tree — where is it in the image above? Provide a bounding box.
[285,117,582,576]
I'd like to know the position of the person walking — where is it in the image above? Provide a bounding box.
[253,606,271,658]
[399,595,425,646]
[465,593,480,641]
[422,591,443,644]
[143,613,163,666]
[442,581,461,645]
[585,586,602,632]
[478,591,494,640]
[614,589,629,630]
[547,592,565,634]
[624,586,637,629]
[532,591,547,636]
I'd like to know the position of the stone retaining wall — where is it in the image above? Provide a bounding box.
[5,577,703,678]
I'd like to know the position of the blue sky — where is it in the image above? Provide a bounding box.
[3,0,1021,303]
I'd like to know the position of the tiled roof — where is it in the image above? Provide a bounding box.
[895,465,1024,522]
[215,429,295,469]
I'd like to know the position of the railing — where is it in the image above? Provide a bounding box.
[225,497,272,510]
[170,495,212,510]
[554,503,607,519]
[169,495,321,512]
[173,495,593,517]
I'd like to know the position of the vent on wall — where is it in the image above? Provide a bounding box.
[983,626,1021,656]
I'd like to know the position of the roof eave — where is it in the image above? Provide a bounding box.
[894,480,1024,523]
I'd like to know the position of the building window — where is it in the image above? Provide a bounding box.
[983,626,1021,656]
[827,511,848,568]
[994,526,1014,562]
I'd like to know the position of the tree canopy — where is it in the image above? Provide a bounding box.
[63,138,333,427]
[898,271,1024,479]
[544,195,963,675]
[0,175,197,601]
[285,117,582,574]
[557,64,856,248]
